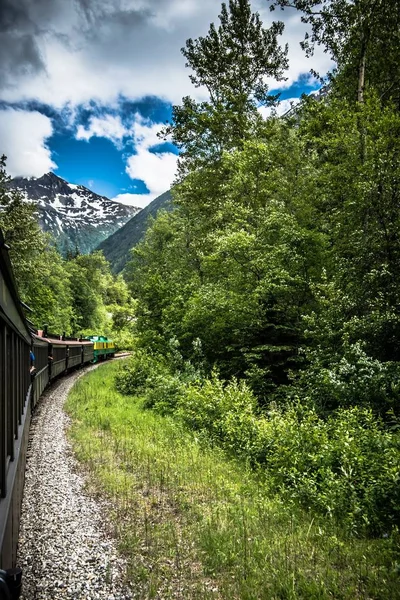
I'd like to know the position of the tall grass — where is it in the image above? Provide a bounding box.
[66,361,400,599]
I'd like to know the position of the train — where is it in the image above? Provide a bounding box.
[30,331,115,410]
[87,335,116,363]
[30,331,115,409]
[0,227,116,584]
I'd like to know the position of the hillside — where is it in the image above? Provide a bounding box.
[7,173,139,255]
[96,189,173,273]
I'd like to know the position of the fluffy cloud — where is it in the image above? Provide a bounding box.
[0,108,56,177]
[79,113,178,207]
[125,117,178,202]
[126,147,177,194]
[76,115,128,146]
[0,0,333,109]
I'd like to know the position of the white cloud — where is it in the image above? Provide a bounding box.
[0,0,334,109]
[112,192,157,208]
[0,108,56,177]
[125,116,178,199]
[126,147,178,196]
[77,113,178,205]
[76,114,128,146]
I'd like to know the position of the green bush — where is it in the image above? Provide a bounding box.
[296,342,400,416]
[115,352,400,534]
[257,403,400,534]
[176,372,259,456]
[142,373,186,414]
[114,351,169,396]
[174,376,400,534]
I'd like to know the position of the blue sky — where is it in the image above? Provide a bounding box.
[0,0,332,208]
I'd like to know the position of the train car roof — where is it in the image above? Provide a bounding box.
[32,333,93,346]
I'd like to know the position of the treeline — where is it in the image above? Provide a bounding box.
[0,156,135,343]
[117,0,400,535]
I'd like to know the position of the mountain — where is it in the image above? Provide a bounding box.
[7,173,140,255]
[97,189,173,273]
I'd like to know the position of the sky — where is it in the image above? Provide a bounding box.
[0,0,333,208]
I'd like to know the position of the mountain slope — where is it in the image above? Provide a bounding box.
[97,189,173,273]
[8,173,140,255]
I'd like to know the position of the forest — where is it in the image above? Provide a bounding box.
[0,153,135,346]
[1,0,400,550]
[116,0,400,539]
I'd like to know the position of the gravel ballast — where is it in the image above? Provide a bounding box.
[17,368,133,600]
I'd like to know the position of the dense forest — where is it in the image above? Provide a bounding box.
[115,0,400,538]
[0,155,135,346]
[1,0,400,545]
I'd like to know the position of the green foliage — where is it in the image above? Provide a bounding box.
[259,403,400,535]
[161,0,288,172]
[67,362,400,599]
[114,350,170,396]
[116,350,400,534]
[127,122,326,397]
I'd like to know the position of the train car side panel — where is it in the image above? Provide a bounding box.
[32,337,50,409]
[0,229,32,569]
[50,342,68,379]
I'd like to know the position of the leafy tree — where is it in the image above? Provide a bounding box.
[284,94,400,415]
[127,120,326,399]
[161,0,288,173]
[0,155,75,332]
[269,0,400,106]
[65,252,111,334]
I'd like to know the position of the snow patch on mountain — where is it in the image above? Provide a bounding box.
[8,172,140,255]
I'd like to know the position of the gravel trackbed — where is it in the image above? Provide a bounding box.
[17,368,133,600]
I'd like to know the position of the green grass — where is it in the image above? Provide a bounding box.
[66,361,400,599]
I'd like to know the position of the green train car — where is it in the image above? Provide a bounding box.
[87,335,115,362]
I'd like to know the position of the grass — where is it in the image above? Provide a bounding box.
[66,361,400,599]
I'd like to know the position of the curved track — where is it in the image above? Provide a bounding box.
[17,367,132,600]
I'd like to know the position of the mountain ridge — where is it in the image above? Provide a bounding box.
[97,189,173,273]
[7,172,140,255]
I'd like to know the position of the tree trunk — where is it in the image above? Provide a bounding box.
[358,48,366,103]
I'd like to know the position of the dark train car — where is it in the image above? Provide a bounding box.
[67,339,93,369]
[0,232,32,571]
[31,333,95,390]
[48,338,68,379]
[31,335,50,409]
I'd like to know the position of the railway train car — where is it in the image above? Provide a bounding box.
[86,335,115,362]
[0,227,115,581]
[30,332,95,410]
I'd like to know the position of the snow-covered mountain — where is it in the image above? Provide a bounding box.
[7,172,140,255]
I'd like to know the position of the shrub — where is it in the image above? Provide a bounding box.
[114,350,168,396]
[257,403,400,534]
[142,373,186,414]
[115,353,400,534]
[175,373,259,457]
